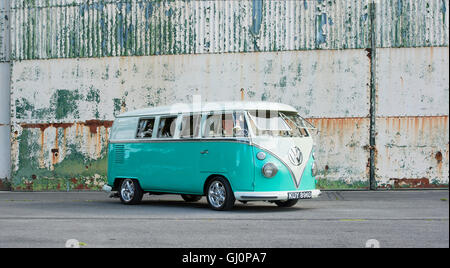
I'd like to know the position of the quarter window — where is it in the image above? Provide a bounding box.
[156,116,178,138]
[136,118,155,138]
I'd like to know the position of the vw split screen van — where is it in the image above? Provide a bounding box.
[103,101,320,210]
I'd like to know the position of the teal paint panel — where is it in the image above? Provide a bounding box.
[252,147,316,192]
[107,141,255,195]
[298,154,317,191]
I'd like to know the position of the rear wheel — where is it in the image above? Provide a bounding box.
[206,177,235,211]
[181,194,202,202]
[119,179,144,205]
[274,199,299,208]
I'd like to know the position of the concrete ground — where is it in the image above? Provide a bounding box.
[0,190,448,248]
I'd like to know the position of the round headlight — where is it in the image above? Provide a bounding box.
[262,163,278,178]
[256,152,266,160]
[311,162,317,177]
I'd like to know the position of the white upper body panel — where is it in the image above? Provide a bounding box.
[117,101,298,118]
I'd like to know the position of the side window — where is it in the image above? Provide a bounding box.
[136,118,155,138]
[204,114,223,138]
[203,112,248,138]
[233,112,248,137]
[111,117,139,140]
[180,114,201,138]
[157,116,178,138]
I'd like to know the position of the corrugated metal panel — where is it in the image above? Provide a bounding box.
[10,0,373,60]
[376,0,449,48]
[0,0,10,62]
[9,0,449,61]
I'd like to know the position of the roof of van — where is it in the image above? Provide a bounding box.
[117,101,298,117]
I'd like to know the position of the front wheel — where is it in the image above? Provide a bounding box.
[119,179,144,205]
[206,177,235,211]
[181,194,202,202]
[274,199,299,208]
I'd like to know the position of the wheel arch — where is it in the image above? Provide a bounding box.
[113,177,141,191]
[203,174,233,195]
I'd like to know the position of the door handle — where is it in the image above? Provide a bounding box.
[200,150,209,155]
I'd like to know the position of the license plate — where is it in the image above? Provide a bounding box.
[288,191,312,200]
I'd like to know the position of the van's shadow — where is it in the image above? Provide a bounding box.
[123,198,312,213]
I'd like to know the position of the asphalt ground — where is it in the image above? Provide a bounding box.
[0,190,448,248]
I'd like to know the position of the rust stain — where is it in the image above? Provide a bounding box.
[435,151,443,174]
[20,121,114,134]
[63,128,67,157]
[75,123,80,136]
[96,131,102,158]
[39,128,45,169]
[389,178,447,189]
[21,123,50,132]
[0,180,8,191]
[52,123,73,129]
[105,127,109,143]
[84,120,114,134]
[381,115,448,142]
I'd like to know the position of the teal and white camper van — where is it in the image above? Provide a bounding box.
[103,102,320,210]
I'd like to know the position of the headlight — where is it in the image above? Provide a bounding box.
[311,161,317,176]
[262,163,278,178]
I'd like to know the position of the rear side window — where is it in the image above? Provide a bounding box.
[136,118,155,138]
[157,116,178,138]
[111,117,139,140]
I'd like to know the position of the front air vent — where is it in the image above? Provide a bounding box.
[114,144,125,164]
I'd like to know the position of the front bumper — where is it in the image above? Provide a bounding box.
[234,189,321,201]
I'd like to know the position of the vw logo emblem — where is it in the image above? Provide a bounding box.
[288,146,303,166]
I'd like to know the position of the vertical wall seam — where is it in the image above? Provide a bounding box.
[369,0,377,190]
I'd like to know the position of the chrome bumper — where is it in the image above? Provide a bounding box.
[234,189,321,201]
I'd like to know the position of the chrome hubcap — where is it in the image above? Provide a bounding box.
[208,181,226,208]
[121,180,135,202]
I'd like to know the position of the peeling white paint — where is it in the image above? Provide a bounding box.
[375,47,449,188]
[11,49,370,122]
[10,49,371,188]
[376,47,449,117]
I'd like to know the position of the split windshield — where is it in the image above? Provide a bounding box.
[247,110,310,137]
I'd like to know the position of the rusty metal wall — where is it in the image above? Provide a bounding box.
[10,49,372,190]
[0,0,10,62]
[9,0,372,60]
[6,0,450,191]
[9,0,449,61]
[1,0,10,190]
[375,0,449,48]
[375,47,449,188]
